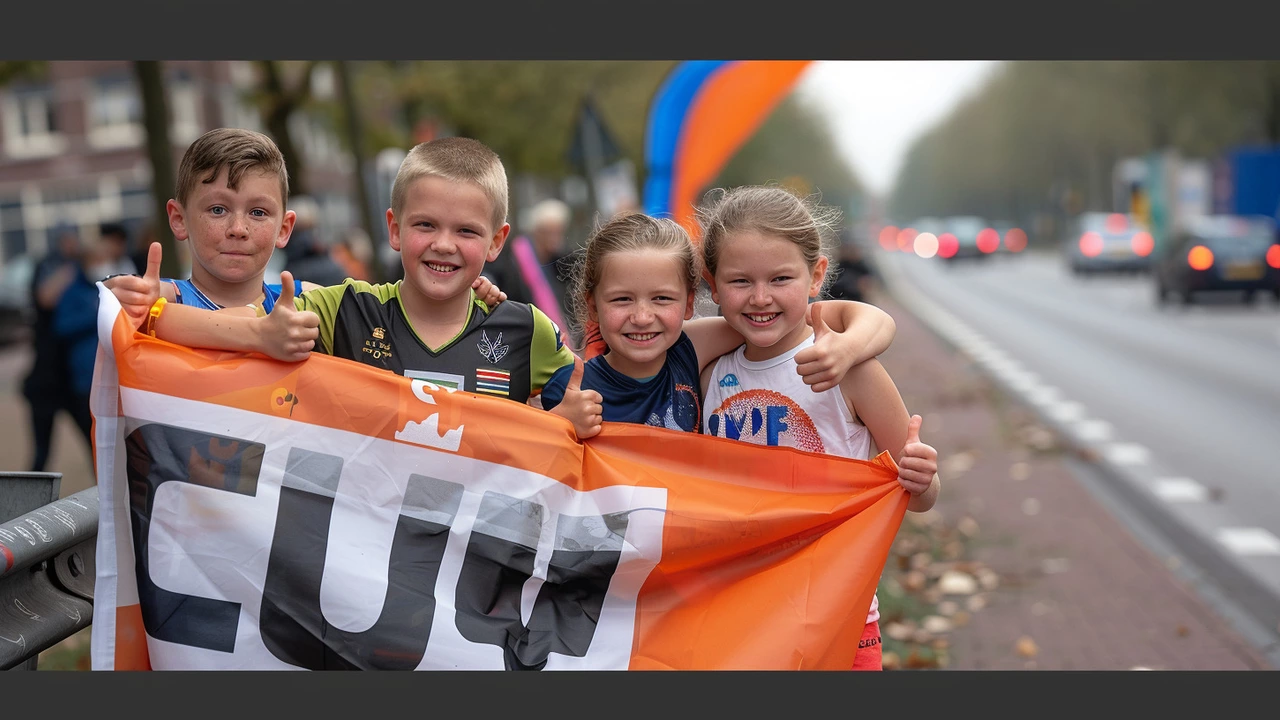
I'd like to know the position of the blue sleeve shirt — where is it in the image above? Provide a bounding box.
[541,332,703,433]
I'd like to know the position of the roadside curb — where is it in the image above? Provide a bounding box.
[872,249,1280,666]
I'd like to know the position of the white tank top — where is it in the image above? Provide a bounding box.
[702,334,880,624]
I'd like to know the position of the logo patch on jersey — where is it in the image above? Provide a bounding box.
[373,327,386,340]
[706,389,824,453]
[475,368,511,396]
[718,373,740,388]
[478,330,509,365]
[551,320,565,351]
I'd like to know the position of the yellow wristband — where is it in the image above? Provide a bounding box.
[145,297,167,337]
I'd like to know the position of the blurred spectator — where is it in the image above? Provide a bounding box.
[51,246,103,448]
[332,227,373,282]
[482,198,574,338]
[827,233,878,304]
[91,222,139,281]
[22,226,93,471]
[283,196,349,286]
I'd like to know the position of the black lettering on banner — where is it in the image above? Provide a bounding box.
[259,448,462,670]
[454,492,631,670]
[124,423,263,653]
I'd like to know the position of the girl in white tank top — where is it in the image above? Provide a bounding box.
[697,186,942,670]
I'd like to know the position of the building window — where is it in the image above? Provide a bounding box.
[87,77,144,150]
[170,78,202,143]
[1,87,66,159]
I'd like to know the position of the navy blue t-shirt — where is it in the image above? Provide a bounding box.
[541,332,702,433]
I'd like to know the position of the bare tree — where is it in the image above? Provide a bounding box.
[133,61,180,278]
[256,61,318,196]
[334,61,383,283]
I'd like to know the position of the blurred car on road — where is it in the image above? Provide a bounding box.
[1154,214,1280,305]
[1064,212,1155,275]
[939,216,1000,262]
[0,254,35,345]
[992,220,1030,255]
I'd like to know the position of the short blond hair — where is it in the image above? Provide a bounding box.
[391,137,508,232]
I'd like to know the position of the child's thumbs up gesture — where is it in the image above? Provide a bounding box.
[257,271,321,362]
[548,354,604,441]
[898,414,941,512]
[106,241,163,328]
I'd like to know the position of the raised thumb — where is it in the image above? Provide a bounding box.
[566,354,585,391]
[144,242,162,281]
[274,271,296,310]
[906,414,922,445]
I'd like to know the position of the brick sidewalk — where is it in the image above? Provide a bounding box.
[872,289,1272,670]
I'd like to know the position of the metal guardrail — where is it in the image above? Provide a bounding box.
[0,474,98,671]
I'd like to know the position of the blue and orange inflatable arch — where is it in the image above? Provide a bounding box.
[643,60,813,237]
[583,60,812,359]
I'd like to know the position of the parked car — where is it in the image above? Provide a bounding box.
[1064,212,1155,275]
[0,254,35,346]
[1154,215,1280,305]
[939,216,999,262]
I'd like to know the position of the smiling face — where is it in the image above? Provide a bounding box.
[387,174,510,311]
[167,167,295,294]
[590,248,695,379]
[710,230,828,361]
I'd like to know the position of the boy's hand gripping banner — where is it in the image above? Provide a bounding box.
[88,287,908,670]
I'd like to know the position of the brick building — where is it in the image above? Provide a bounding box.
[0,61,356,273]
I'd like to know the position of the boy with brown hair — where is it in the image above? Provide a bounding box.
[106,128,297,319]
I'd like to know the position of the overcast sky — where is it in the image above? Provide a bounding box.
[795,61,1001,198]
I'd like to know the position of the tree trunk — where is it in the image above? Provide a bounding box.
[257,61,309,196]
[133,61,181,278]
[334,61,384,283]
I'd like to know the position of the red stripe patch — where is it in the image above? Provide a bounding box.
[476,369,510,380]
[0,543,13,574]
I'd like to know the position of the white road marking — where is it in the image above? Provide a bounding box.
[1104,442,1150,466]
[1215,527,1280,556]
[1026,386,1061,406]
[1074,419,1113,442]
[1047,401,1086,423]
[1151,477,1209,503]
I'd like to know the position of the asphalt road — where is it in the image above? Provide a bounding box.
[875,246,1280,636]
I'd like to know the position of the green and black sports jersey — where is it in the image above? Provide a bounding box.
[295,279,573,403]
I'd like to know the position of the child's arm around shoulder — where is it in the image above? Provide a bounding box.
[683,299,895,391]
[839,358,940,513]
[150,272,320,362]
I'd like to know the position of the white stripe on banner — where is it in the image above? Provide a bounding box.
[106,388,667,670]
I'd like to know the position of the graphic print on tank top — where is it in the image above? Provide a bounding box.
[705,388,826,453]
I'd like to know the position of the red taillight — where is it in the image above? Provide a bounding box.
[1131,231,1154,257]
[1079,232,1103,257]
[1267,244,1280,269]
[1188,245,1214,271]
[898,227,918,251]
[976,228,1000,253]
[1106,214,1128,234]
[878,226,899,251]
[937,233,959,258]
[1004,228,1027,252]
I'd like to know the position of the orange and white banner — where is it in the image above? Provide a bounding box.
[88,287,907,670]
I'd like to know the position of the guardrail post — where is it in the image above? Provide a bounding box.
[0,472,65,671]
